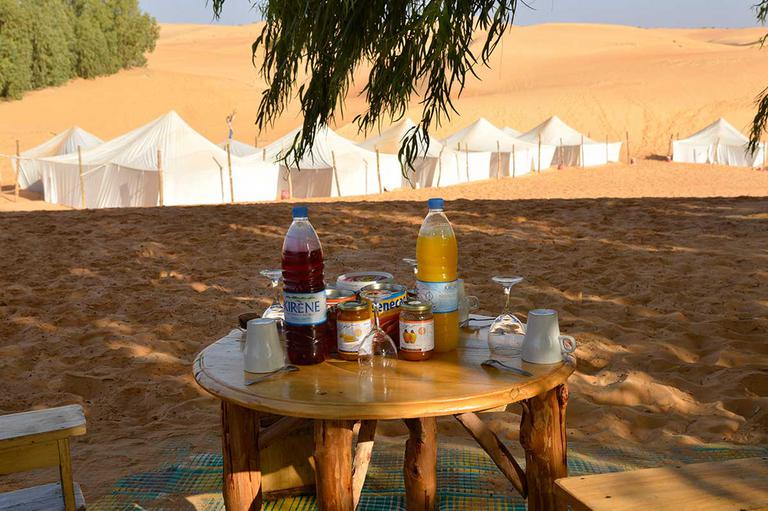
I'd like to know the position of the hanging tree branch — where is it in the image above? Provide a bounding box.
[749,0,768,154]
[210,0,518,171]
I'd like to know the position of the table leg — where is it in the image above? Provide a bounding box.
[221,402,262,511]
[520,384,569,511]
[403,417,437,511]
[314,419,355,511]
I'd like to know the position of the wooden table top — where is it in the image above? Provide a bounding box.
[194,327,575,420]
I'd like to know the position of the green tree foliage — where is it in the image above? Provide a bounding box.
[211,0,517,170]
[0,0,33,99]
[0,0,159,100]
[749,0,768,153]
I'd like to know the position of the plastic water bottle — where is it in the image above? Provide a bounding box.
[416,198,459,352]
[282,206,331,364]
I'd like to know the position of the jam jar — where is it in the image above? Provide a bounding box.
[399,301,434,361]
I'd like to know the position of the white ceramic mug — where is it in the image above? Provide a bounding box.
[522,309,576,364]
[242,318,286,373]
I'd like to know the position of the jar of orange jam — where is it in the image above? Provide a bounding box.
[399,301,434,361]
[336,301,373,361]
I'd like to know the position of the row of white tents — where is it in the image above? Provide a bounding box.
[8,113,760,209]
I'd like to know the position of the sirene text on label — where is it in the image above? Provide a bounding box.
[283,291,327,326]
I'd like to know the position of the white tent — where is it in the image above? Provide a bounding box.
[360,118,460,189]
[13,127,102,193]
[258,125,404,198]
[40,111,280,208]
[672,118,765,167]
[442,118,551,179]
[219,139,261,157]
[503,127,521,137]
[518,116,622,167]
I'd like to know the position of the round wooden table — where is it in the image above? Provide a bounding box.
[194,327,575,511]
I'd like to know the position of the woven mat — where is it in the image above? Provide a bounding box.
[88,440,767,510]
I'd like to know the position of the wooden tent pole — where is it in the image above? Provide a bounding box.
[157,149,164,207]
[537,135,542,174]
[668,134,674,158]
[559,137,564,167]
[580,135,585,168]
[713,137,720,165]
[496,140,501,179]
[262,148,267,161]
[625,130,631,163]
[332,151,342,197]
[436,148,443,188]
[375,148,383,193]
[464,143,470,182]
[512,144,516,178]
[77,146,86,209]
[226,142,235,204]
[14,140,21,201]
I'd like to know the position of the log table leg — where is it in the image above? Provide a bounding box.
[314,419,355,511]
[520,384,569,511]
[221,402,262,511]
[403,417,437,511]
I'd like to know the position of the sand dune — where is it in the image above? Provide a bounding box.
[2,22,768,186]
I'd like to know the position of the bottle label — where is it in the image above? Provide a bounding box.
[283,291,327,326]
[400,319,435,352]
[416,280,459,313]
[337,319,373,354]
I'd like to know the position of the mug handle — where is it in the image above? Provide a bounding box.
[560,335,577,353]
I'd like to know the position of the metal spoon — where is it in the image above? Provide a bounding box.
[481,359,533,377]
[245,365,298,386]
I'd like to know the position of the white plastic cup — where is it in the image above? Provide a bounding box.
[242,318,286,373]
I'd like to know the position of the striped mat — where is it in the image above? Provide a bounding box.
[89,441,768,510]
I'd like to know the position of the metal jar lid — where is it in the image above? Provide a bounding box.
[401,300,432,313]
[337,301,370,313]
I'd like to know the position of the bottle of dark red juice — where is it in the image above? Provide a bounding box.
[282,206,331,365]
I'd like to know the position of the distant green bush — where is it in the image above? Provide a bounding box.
[0,0,158,100]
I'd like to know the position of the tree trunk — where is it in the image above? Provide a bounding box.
[520,385,569,511]
[404,417,438,510]
[314,419,354,511]
[221,402,262,511]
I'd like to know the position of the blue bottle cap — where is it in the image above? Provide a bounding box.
[292,206,309,218]
[427,198,444,210]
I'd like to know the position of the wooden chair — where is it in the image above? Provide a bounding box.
[0,405,87,511]
[555,457,768,511]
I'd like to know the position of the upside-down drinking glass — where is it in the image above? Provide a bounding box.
[403,257,418,300]
[259,269,284,322]
[487,276,526,356]
[357,288,398,369]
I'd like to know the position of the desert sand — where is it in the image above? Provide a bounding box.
[1,22,768,502]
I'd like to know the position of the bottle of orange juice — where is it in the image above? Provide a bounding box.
[416,198,459,352]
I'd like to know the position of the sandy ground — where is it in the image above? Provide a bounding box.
[1,194,767,499]
[1,21,768,502]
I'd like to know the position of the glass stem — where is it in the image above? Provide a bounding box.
[502,287,512,314]
[373,304,382,329]
[272,280,280,305]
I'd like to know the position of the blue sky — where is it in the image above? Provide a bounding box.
[140,0,762,28]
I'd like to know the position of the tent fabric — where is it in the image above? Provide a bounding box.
[260,125,405,198]
[40,111,279,209]
[519,116,621,167]
[503,127,521,137]
[442,118,550,177]
[360,118,447,189]
[14,127,102,193]
[672,118,765,167]
[219,140,261,157]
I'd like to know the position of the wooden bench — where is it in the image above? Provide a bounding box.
[555,457,768,511]
[0,405,87,511]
